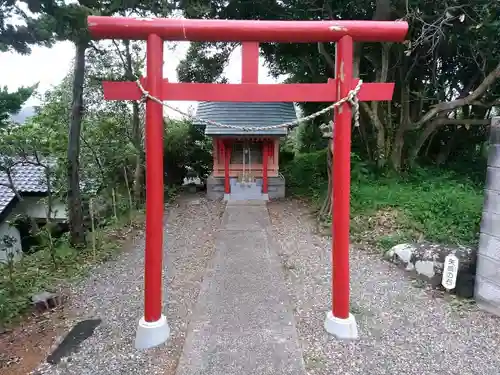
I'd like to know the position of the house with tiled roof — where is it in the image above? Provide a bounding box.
[0,162,67,262]
[194,101,297,201]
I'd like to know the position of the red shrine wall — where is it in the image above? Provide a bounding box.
[212,137,280,178]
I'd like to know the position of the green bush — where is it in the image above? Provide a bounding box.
[279,143,295,167]
[163,119,212,184]
[282,149,328,195]
[283,150,483,246]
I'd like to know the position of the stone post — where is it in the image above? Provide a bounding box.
[475,116,500,315]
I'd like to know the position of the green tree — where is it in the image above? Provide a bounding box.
[1,1,51,129]
[0,84,37,127]
[86,39,146,206]
[2,0,175,246]
[177,42,233,83]
[0,0,53,54]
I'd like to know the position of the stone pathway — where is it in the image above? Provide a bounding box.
[175,200,306,375]
[268,199,500,375]
[33,195,224,375]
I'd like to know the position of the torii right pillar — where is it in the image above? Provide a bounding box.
[325,34,358,339]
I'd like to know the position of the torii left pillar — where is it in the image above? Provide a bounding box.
[134,34,171,349]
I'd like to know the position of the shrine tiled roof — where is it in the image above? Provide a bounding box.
[194,102,297,136]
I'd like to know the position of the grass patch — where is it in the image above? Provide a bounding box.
[350,174,482,245]
[376,231,416,251]
[282,150,483,247]
[0,210,145,327]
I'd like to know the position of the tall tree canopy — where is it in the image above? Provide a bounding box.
[2,0,176,246]
[176,0,500,171]
[0,84,37,127]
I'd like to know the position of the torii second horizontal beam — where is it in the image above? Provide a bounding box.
[102,80,395,102]
[87,16,408,43]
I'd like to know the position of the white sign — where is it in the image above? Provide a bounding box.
[442,254,459,290]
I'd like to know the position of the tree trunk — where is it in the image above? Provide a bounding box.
[390,84,411,171]
[361,102,387,166]
[122,40,144,207]
[67,41,87,248]
[356,114,372,159]
[376,125,386,167]
[131,101,143,207]
[408,120,439,166]
[319,140,333,219]
[436,130,458,165]
[424,130,437,158]
[358,0,392,168]
[390,131,405,171]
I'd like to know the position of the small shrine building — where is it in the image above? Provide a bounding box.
[195,101,297,201]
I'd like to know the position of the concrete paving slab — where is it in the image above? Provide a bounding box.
[222,205,270,231]
[175,202,306,375]
[176,329,304,375]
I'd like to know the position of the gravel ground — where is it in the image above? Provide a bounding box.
[268,199,500,375]
[34,195,224,375]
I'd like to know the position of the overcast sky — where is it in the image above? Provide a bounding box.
[0,40,278,119]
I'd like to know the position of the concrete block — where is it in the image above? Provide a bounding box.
[489,117,500,145]
[480,211,500,237]
[485,167,500,191]
[268,176,285,199]
[487,145,500,168]
[476,254,500,283]
[207,174,225,200]
[475,275,500,316]
[483,189,500,215]
[478,233,500,260]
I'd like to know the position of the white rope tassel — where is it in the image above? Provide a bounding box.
[135,79,363,135]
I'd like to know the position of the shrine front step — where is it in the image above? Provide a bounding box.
[206,174,286,201]
[228,181,263,201]
[175,201,306,375]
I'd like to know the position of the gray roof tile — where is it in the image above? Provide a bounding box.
[0,186,14,216]
[194,102,297,136]
[0,162,47,215]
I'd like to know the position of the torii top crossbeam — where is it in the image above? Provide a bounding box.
[88,17,408,103]
[87,16,407,42]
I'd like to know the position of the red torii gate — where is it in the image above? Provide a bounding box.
[87,16,408,349]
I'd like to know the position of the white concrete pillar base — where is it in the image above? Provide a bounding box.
[324,311,358,340]
[135,315,170,349]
